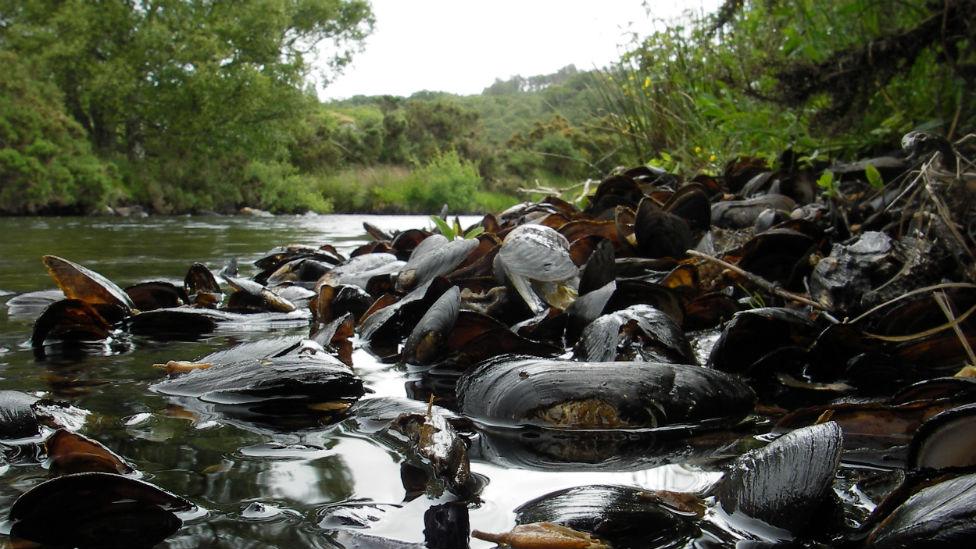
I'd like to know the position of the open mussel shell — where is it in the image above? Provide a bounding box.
[31,298,113,347]
[718,422,843,534]
[41,255,134,315]
[359,278,451,355]
[9,472,193,549]
[402,286,460,365]
[584,174,644,217]
[578,238,615,295]
[0,390,41,439]
[867,472,976,549]
[513,485,696,548]
[907,403,976,471]
[576,304,693,363]
[312,283,373,326]
[397,237,478,292]
[634,196,694,259]
[222,275,296,313]
[456,357,755,429]
[495,224,578,313]
[45,428,133,475]
[183,262,222,307]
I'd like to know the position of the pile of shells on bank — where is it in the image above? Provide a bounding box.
[3,131,976,548]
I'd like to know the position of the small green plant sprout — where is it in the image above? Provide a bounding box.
[429,214,484,240]
[864,163,884,189]
[817,170,839,199]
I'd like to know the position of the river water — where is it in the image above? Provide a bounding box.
[0,215,724,548]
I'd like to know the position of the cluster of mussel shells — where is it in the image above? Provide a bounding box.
[5,134,976,548]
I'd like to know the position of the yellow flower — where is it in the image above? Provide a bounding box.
[709,154,717,162]
[642,76,651,89]
[694,146,702,154]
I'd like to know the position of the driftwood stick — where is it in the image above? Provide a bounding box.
[686,249,829,311]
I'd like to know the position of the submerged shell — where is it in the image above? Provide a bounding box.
[31,299,113,347]
[718,422,843,533]
[513,485,695,548]
[0,390,41,439]
[42,255,134,314]
[9,472,193,549]
[456,357,754,429]
[151,354,363,407]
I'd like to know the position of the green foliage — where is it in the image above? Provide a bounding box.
[864,163,884,190]
[0,50,117,214]
[594,0,975,170]
[0,0,373,214]
[816,171,838,199]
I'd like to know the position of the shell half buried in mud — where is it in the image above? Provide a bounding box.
[455,356,755,430]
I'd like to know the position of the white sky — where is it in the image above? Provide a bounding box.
[318,0,719,99]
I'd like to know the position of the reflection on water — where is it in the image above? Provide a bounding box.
[0,215,730,548]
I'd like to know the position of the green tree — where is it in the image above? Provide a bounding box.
[0,0,373,212]
[0,51,117,214]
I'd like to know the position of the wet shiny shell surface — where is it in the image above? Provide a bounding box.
[456,357,755,429]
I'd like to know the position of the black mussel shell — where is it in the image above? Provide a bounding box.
[317,253,404,290]
[664,182,711,234]
[576,304,693,364]
[183,262,222,307]
[578,238,615,295]
[711,194,796,229]
[124,281,187,311]
[31,298,113,347]
[718,422,843,534]
[634,197,694,259]
[456,357,754,429]
[151,354,363,409]
[402,286,460,365]
[514,485,696,548]
[222,275,296,313]
[907,403,976,471]
[736,229,817,289]
[708,307,819,375]
[397,238,478,292]
[9,472,193,549]
[0,390,41,439]
[584,174,643,217]
[724,156,770,194]
[391,228,432,260]
[867,472,976,549]
[444,311,562,368]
